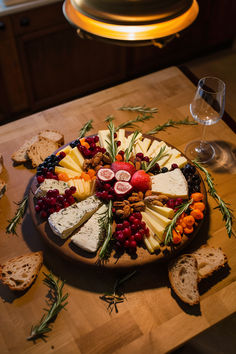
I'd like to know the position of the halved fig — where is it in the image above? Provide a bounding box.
[97,168,115,182]
[114,181,132,196]
[115,170,131,182]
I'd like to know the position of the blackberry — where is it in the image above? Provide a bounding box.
[161,167,168,173]
[70,139,80,148]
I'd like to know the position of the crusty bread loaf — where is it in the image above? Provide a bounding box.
[11,130,64,165]
[39,130,64,146]
[0,179,6,199]
[151,169,188,198]
[11,136,38,164]
[27,137,59,168]
[192,246,227,279]
[0,153,3,174]
[0,251,43,291]
[168,254,200,305]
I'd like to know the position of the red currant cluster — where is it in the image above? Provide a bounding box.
[166,197,183,211]
[35,186,76,218]
[96,183,115,201]
[78,136,106,158]
[113,212,149,253]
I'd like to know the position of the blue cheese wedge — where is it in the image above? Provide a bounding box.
[71,204,107,252]
[35,179,69,198]
[48,196,102,239]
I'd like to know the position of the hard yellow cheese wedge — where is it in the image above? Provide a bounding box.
[59,155,82,173]
[55,166,81,178]
[68,147,84,168]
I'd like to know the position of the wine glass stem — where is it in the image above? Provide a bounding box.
[200,124,207,150]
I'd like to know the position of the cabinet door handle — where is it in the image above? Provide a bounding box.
[0,22,6,30]
[20,17,30,27]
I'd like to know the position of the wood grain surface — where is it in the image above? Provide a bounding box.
[0,66,235,354]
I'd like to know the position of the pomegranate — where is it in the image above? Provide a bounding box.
[130,170,151,192]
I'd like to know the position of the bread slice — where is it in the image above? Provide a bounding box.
[0,178,6,199]
[11,136,38,164]
[39,130,64,146]
[192,246,227,279]
[168,254,200,305]
[27,137,59,168]
[0,251,43,291]
[151,169,188,198]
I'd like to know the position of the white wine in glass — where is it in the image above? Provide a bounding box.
[185,76,225,163]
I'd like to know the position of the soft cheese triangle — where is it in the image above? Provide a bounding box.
[71,204,107,252]
[48,196,102,239]
[151,168,188,198]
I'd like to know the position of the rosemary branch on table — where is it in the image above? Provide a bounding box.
[98,200,114,262]
[118,105,158,115]
[27,272,69,341]
[145,146,169,173]
[116,114,154,130]
[6,196,28,235]
[78,119,93,139]
[193,160,235,238]
[124,130,140,162]
[100,270,136,313]
[146,117,197,135]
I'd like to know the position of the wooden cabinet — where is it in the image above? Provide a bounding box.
[0,0,235,123]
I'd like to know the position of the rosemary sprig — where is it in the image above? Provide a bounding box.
[105,115,115,123]
[6,196,28,235]
[116,114,154,131]
[27,272,69,341]
[146,117,197,135]
[100,271,136,313]
[193,160,235,238]
[98,200,114,261]
[118,105,158,115]
[164,199,194,245]
[106,121,117,162]
[78,119,93,139]
[124,130,140,162]
[145,146,169,173]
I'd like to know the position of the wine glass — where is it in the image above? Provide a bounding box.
[185,76,225,163]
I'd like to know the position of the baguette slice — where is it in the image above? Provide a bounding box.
[39,130,64,146]
[0,251,43,291]
[0,178,6,199]
[168,254,200,305]
[192,246,227,279]
[11,136,38,164]
[27,137,59,168]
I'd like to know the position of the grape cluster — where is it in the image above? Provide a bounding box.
[113,212,149,253]
[35,186,76,218]
[181,163,201,196]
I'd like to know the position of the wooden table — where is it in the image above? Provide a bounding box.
[0,66,235,354]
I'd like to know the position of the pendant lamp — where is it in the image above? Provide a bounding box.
[63,0,199,46]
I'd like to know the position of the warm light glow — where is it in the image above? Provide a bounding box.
[64,0,199,41]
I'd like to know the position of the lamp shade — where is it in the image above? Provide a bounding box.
[63,0,199,46]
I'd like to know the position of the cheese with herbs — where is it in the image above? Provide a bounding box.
[71,204,107,252]
[48,196,102,238]
[35,179,69,198]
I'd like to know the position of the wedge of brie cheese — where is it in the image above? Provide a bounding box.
[71,204,107,252]
[151,168,188,198]
[48,196,102,238]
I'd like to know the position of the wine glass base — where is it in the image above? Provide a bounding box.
[185,141,215,163]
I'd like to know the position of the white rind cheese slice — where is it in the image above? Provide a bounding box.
[71,204,107,252]
[151,168,188,198]
[35,179,69,198]
[48,196,102,239]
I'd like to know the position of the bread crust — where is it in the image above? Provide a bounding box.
[27,137,59,168]
[0,178,6,199]
[0,251,43,291]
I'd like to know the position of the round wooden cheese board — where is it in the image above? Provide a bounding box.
[29,134,207,268]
